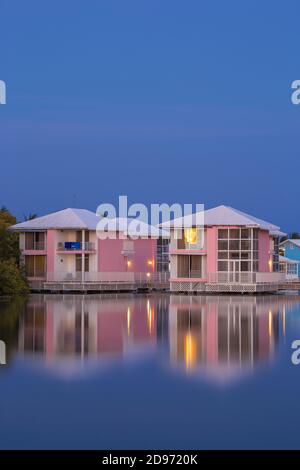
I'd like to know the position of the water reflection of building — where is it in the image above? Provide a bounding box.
[18,295,169,366]
[168,295,297,381]
[8,293,300,381]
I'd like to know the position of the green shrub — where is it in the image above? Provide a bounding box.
[0,259,29,296]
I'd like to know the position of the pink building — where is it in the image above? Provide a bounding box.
[11,208,168,289]
[11,204,286,293]
[165,205,285,293]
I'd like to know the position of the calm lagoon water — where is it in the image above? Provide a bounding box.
[0,292,300,450]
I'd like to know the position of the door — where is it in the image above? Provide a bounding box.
[229,261,240,283]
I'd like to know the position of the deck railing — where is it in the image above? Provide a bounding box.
[208,272,285,284]
[46,271,170,284]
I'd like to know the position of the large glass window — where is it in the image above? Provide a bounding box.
[177,228,203,250]
[156,238,169,272]
[25,232,45,250]
[217,228,259,273]
[177,255,202,278]
[25,255,46,278]
[75,254,89,272]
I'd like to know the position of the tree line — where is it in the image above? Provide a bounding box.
[0,207,29,296]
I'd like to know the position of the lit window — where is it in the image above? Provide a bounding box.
[184,228,198,245]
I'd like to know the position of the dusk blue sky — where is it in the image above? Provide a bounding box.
[1,0,300,231]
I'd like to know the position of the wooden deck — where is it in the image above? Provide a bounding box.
[278,281,300,291]
[29,280,169,293]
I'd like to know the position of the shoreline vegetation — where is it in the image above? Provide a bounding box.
[0,207,29,297]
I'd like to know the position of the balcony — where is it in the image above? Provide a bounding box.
[57,242,96,252]
[24,241,46,251]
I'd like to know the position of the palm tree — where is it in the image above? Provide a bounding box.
[23,213,38,221]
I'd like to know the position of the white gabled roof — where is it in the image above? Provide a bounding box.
[279,255,299,264]
[161,205,280,232]
[10,208,167,237]
[10,208,101,231]
[279,239,300,248]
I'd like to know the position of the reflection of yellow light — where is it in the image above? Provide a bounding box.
[268,257,273,272]
[146,272,151,278]
[127,260,132,268]
[268,310,273,338]
[147,300,154,334]
[127,307,131,334]
[184,228,198,245]
[147,260,153,266]
[184,333,197,370]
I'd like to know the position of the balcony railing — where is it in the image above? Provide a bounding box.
[46,271,169,283]
[207,272,285,284]
[24,241,46,251]
[177,270,202,278]
[57,242,95,251]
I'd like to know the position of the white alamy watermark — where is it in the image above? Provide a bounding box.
[291,340,300,365]
[291,80,300,105]
[0,80,6,104]
[95,195,204,242]
[0,340,6,365]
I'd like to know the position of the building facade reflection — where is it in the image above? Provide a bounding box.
[168,295,297,381]
[18,295,169,362]
[0,294,299,381]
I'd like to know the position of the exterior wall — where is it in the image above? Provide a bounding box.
[46,230,55,275]
[169,226,277,286]
[258,230,271,272]
[98,237,156,273]
[206,227,217,275]
[283,243,300,277]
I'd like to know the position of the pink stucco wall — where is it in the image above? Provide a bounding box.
[206,227,217,274]
[46,230,55,274]
[98,237,156,272]
[259,230,270,272]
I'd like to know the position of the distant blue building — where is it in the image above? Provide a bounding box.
[279,239,300,278]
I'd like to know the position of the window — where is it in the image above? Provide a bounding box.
[156,238,169,272]
[184,228,198,245]
[229,229,239,239]
[76,254,89,272]
[218,229,228,239]
[287,264,297,275]
[25,232,45,250]
[25,255,46,277]
[241,261,251,272]
[229,240,239,250]
[241,229,250,239]
[218,261,228,272]
[241,240,251,250]
[177,255,202,278]
[178,228,203,249]
[218,240,228,250]
[217,228,259,273]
